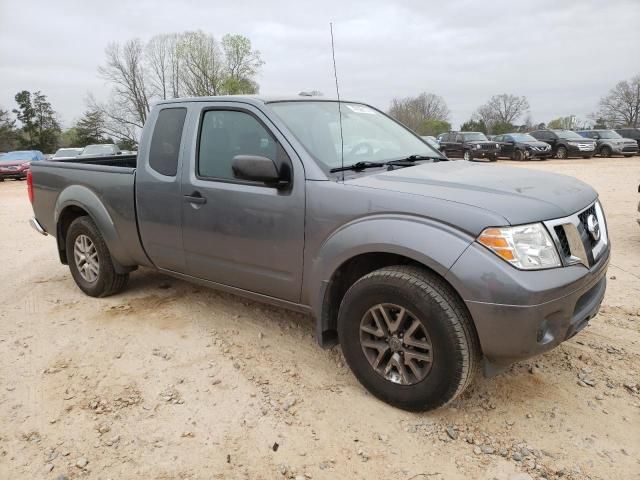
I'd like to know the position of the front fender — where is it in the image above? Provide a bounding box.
[55,185,137,268]
[305,214,474,324]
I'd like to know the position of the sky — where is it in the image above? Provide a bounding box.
[1,0,639,130]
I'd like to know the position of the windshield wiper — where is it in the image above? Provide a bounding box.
[386,154,444,166]
[329,161,386,173]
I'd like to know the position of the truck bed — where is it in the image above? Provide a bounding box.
[55,154,137,169]
[30,154,149,269]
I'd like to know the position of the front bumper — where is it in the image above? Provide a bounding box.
[446,241,609,374]
[567,144,595,156]
[526,149,552,159]
[612,144,639,154]
[0,171,28,179]
[470,149,498,158]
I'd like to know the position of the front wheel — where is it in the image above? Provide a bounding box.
[65,216,129,297]
[514,150,524,161]
[463,150,472,161]
[599,146,612,158]
[556,146,568,159]
[337,266,480,411]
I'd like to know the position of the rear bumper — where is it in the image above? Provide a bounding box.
[446,243,609,374]
[29,216,48,236]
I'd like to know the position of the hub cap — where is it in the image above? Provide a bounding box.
[74,234,99,282]
[359,303,433,385]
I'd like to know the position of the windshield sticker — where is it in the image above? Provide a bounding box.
[345,104,377,115]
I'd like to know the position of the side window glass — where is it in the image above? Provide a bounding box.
[149,108,187,176]
[198,110,278,181]
[456,134,463,142]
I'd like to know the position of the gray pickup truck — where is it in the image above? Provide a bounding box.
[28,96,610,411]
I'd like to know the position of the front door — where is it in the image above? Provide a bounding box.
[180,104,305,303]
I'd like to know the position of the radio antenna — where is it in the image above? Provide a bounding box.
[330,22,345,182]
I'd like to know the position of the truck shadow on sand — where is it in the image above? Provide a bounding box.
[114,268,577,414]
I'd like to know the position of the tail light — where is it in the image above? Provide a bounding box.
[27,169,34,204]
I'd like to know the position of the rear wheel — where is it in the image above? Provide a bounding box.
[556,146,568,159]
[463,150,472,161]
[337,266,479,411]
[65,216,129,297]
[599,146,612,158]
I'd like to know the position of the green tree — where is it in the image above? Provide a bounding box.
[75,107,107,145]
[13,90,60,152]
[59,128,80,148]
[388,93,450,132]
[547,116,574,129]
[117,138,138,151]
[419,119,451,136]
[460,119,487,133]
[0,108,18,151]
[491,121,515,134]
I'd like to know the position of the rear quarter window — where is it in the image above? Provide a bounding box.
[149,108,187,177]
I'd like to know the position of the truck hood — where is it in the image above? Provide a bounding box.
[347,161,597,225]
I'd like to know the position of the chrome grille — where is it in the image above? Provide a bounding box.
[545,201,608,268]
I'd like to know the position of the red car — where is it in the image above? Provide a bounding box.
[0,150,45,181]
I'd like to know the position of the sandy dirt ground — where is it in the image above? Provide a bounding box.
[0,157,638,480]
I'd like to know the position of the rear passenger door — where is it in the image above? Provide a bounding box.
[136,106,189,271]
[179,103,305,303]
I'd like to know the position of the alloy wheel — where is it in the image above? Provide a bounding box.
[359,303,433,385]
[556,147,567,159]
[74,234,99,282]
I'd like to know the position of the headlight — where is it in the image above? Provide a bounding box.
[495,143,500,149]
[477,223,561,270]
[475,144,481,149]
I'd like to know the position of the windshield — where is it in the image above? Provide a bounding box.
[556,130,584,140]
[81,145,116,156]
[510,133,537,142]
[54,149,81,158]
[268,101,443,170]
[1,151,34,161]
[462,132,488,141]
[596,130,622,139]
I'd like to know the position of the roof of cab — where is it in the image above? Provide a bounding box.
[155,95,359,107]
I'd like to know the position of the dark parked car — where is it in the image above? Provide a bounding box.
[0,150,44,181]
[29,96,609,411]
[614,128,640,154]
[79,144,121,157]
[494,133,553,160]
[576,130,638,157]
[439,131,500,161]
[530,130,596,159]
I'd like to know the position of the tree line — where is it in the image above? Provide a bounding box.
[388,73,640,136]
[0,30,263,152]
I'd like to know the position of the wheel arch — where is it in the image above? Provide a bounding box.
[55,185,136,273]
[307,216,475,348]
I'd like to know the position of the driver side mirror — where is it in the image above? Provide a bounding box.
[232,155,288,188]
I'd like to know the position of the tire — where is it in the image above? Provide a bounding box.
[599,146,612,158]
[582,156,592,159]
[514,150,524,161]
[463,150,472,161]
[624,154,632,158]
[488,155,497,162]
[337,265,480,411]
[65,216,129,297]
[556,146,568,159]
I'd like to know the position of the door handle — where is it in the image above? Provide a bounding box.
[184,192,207,204]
